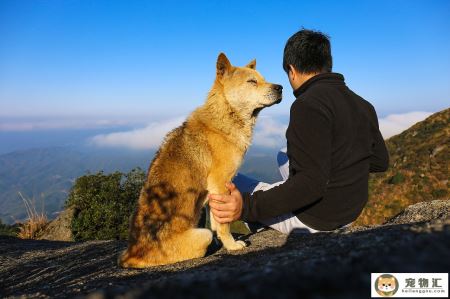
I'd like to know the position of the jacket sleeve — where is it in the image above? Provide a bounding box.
[240,100,332,222]
[368,106,390,173]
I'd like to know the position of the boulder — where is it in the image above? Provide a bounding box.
[37,207,74,241]
[385,199,449,225]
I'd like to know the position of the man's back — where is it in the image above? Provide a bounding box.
[288,73,389,230]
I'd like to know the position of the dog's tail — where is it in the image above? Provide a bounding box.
[117,248,145,269]
[117,249,131,268]
[117,233,159,268]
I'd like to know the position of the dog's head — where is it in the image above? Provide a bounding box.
[215,53,282,117]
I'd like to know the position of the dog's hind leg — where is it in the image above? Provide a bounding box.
[119,228,213,268]
[151,228,213,265]
[167,228,214,263]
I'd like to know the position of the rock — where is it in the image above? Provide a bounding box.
[0,200,449,299]
[37,207,75,241]
[384,199,449,225]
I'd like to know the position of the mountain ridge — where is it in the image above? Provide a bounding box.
[356,107,449,225]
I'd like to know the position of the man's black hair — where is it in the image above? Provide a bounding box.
[283,29,332,74]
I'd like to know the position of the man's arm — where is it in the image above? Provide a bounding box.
[368,106,389,172]
[240,100,332,222]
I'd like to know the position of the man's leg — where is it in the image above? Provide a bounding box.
[233,148,319,234]
[277,147,289,181]
[250,179,319,234]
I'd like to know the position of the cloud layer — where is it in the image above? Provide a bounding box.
[378,111,432,139]
[90,117,185,150]
[89,111,434,150]
[89,115,289,150]
[0,119,130,131]
[252,116,288,148]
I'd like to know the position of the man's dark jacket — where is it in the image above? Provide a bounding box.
[240,73,389,230]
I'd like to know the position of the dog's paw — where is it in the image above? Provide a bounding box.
[225,240,247,251]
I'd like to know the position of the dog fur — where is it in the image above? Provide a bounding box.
[118,53,282,268]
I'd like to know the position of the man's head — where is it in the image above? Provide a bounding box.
[283,29,332,90]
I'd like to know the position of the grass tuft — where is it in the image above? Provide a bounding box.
[17,192,48,239]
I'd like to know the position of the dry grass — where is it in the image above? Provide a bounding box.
[17,192,48,239]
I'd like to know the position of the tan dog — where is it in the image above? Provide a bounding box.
[118,53,282,268]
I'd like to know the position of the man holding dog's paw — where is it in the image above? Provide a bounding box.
[209,29,389,234]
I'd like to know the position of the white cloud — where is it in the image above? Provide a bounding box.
[252,116,288,148]
[90,117,185,150]
[379,111,433,139]
[0,118,130,131]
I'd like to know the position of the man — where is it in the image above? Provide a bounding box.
[209,29,389,234]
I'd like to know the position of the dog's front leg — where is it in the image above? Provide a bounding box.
[205,205,217,231]
[207,185,246,251]
[214,220,246,251]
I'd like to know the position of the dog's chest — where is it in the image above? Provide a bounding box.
[208,138,244,175]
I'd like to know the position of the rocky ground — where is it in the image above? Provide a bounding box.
[0,200,449,299]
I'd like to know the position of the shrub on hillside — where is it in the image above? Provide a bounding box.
[66,168,145,241]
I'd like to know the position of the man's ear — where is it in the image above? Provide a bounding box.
[288,64,296,79]
[217,53,232,78]
[245,59,256,69]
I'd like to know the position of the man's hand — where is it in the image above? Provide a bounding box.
[208,182,243,224]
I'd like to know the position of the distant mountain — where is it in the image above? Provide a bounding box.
[0,147,155,224]
[355,107,449,225]
[0,146,281,224]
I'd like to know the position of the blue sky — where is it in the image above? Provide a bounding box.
[0,0,449,151]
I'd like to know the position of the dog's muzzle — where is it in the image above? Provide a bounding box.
[273,84,283,104]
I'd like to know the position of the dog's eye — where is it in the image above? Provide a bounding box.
[247,79,257,85]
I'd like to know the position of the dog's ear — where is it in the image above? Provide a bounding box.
[245,59,256,69]
[217,53,231,78]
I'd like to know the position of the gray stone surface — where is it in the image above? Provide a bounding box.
[37,207,75,242]
[384,199,449,225]
[0,200,449,299]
